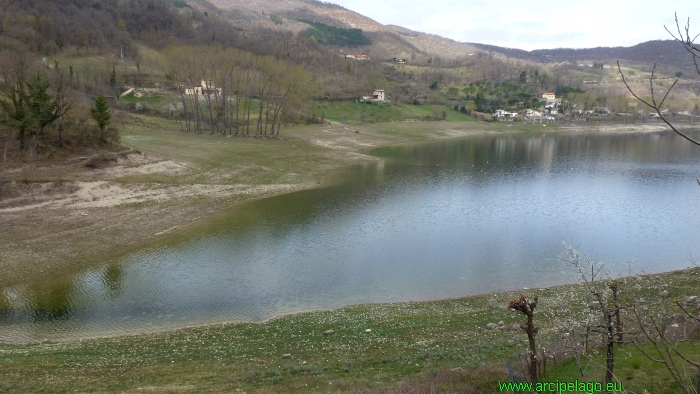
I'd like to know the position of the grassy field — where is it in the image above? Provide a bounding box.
[312,102,475,124]
[0,267,698,393]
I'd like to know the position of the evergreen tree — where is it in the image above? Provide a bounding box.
[90,95,111,141]
[0,77,30,149]
[26,73,58,141]
[110,65,117,88]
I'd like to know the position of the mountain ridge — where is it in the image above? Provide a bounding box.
[195,0,693,73]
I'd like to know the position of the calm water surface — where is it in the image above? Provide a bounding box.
[2,131,699,341]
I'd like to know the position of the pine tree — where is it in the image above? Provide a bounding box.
[110,65,116,88]
[26,73,58,142]
[90,94,111,142]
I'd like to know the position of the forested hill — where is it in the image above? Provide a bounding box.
[0,0,323,61]
[471,40,696,73]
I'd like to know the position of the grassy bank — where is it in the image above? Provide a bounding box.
[1,267,698,393]
[312,102,475,124]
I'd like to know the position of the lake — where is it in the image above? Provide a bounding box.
[1,131,699,342]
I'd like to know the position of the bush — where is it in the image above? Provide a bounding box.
[472,111,495,122]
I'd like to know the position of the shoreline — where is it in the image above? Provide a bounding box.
[0,120,678,289]
[2,264,698,345]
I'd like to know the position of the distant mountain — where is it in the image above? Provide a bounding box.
[195,0,696,75]
[190,0,482,61]
[470,40,696,73]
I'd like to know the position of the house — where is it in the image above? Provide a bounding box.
[524,109,544,118]
[346,54,371,61]
[391,58,406,64]
[542,92,556,100]
[493,109,518,118]
[371,89,385,102]
[185,80,222,97]
[359,89,386,103]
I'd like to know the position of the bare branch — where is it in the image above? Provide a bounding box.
[617,61,700,146]
[675,301,700,323]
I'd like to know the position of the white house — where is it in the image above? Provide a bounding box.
[524,109,544,118]
[185,80,222,97]
[493,109,518,118]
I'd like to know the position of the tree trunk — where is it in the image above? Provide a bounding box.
[605,313,614,386]
[527,312,538,385]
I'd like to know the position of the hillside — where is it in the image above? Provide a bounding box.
[471,40,699,76]
[192,0,482,62]
[196,0,697,75]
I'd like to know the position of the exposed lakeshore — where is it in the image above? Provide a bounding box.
[0,116,670,288]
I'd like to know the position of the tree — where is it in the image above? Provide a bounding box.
[110,65,116,88]
[26,73,57,143]
[90,94,111,141]
[561,245,627,388]
[618,13,700,146]
[0,76,31,150]
[508,294,539,385]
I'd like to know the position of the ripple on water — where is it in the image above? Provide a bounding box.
[2,132,700,342]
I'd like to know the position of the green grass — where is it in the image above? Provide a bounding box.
[313,101,475,124]
[543,340,700,394]
[119,90,172,112]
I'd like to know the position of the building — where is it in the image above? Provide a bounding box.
[391,58,406,64]
[185,80,222,97]
[359,89,387,103]
[371,89,385,102]
[524,109,544,118]
[542,92,556,100]
[493,109,517,118]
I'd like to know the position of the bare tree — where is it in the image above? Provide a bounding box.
[508,294,539,385]
[617,14,700,146]
[630,300,700,394]
[561,245,629,387]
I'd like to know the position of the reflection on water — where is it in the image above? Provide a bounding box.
[1,131,699,342]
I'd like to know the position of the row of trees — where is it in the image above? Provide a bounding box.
[162,46,315,136]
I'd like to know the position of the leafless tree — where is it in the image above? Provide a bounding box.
[508,294,539,385]
[617,14,700,147]
[561,245,631,387]
[630,304,700,394]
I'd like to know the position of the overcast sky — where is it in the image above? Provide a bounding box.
[327,0,700,51]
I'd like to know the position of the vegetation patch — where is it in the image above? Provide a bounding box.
[298,19,372,47]
[166,0,191,8]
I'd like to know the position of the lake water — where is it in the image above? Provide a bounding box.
[2,131,700,342]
